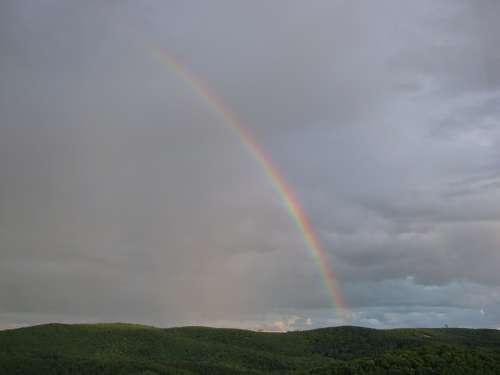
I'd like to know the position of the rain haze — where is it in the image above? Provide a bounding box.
[1,0,500,331]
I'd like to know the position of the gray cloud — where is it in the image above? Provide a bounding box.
[1,0,500,330]
[393,0,500,93]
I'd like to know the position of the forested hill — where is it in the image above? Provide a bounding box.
[1,323,500,374]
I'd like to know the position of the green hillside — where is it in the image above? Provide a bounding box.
[1,323,499,374]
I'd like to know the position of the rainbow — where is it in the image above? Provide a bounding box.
[152,46,350,322]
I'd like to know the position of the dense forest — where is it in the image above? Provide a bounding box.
[1,323,499,374]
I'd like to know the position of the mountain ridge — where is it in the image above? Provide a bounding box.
[1,323,499,374]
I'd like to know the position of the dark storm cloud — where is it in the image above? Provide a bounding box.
[1,0,499,329]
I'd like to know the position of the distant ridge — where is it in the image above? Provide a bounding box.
[1,323,499,374]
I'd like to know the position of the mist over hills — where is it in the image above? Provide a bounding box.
[1,323,499,374]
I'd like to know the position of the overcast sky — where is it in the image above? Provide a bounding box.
[1,0,499,331]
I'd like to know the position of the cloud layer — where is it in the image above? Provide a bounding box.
[1,0,499,329]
